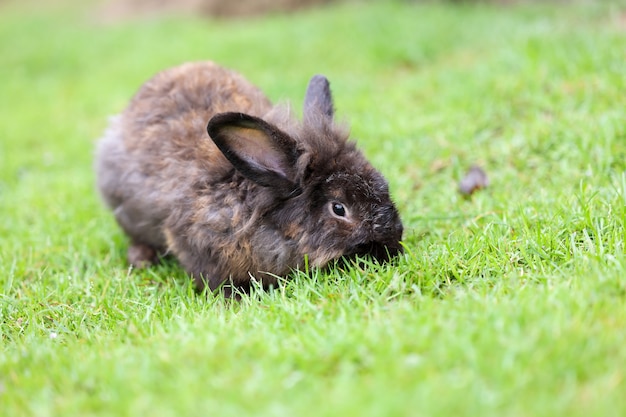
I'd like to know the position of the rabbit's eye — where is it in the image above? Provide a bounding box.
[331,202,346,217]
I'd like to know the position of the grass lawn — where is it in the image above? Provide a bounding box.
[1,0,626,415]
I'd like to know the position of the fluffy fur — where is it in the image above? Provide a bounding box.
[96,61,403,295]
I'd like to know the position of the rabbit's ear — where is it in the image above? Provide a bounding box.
[207,112,301,198]
[303,75,334,124]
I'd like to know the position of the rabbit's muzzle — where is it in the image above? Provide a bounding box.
[348,205,404,263]
[349,240,403,263]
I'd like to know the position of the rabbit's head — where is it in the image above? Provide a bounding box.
[207,75,403,271]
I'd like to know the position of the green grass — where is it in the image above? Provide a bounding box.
[2,0,626,415]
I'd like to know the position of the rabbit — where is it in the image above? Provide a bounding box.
[95,61,403,295]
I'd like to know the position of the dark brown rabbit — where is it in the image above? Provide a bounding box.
[96,61,403,295]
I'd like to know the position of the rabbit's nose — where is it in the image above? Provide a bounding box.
[372,204,403,241]
[393,216,404,240]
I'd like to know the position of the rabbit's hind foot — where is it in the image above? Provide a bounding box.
[127,243,159,269]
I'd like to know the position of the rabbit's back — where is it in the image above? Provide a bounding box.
[96,62,273,250]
